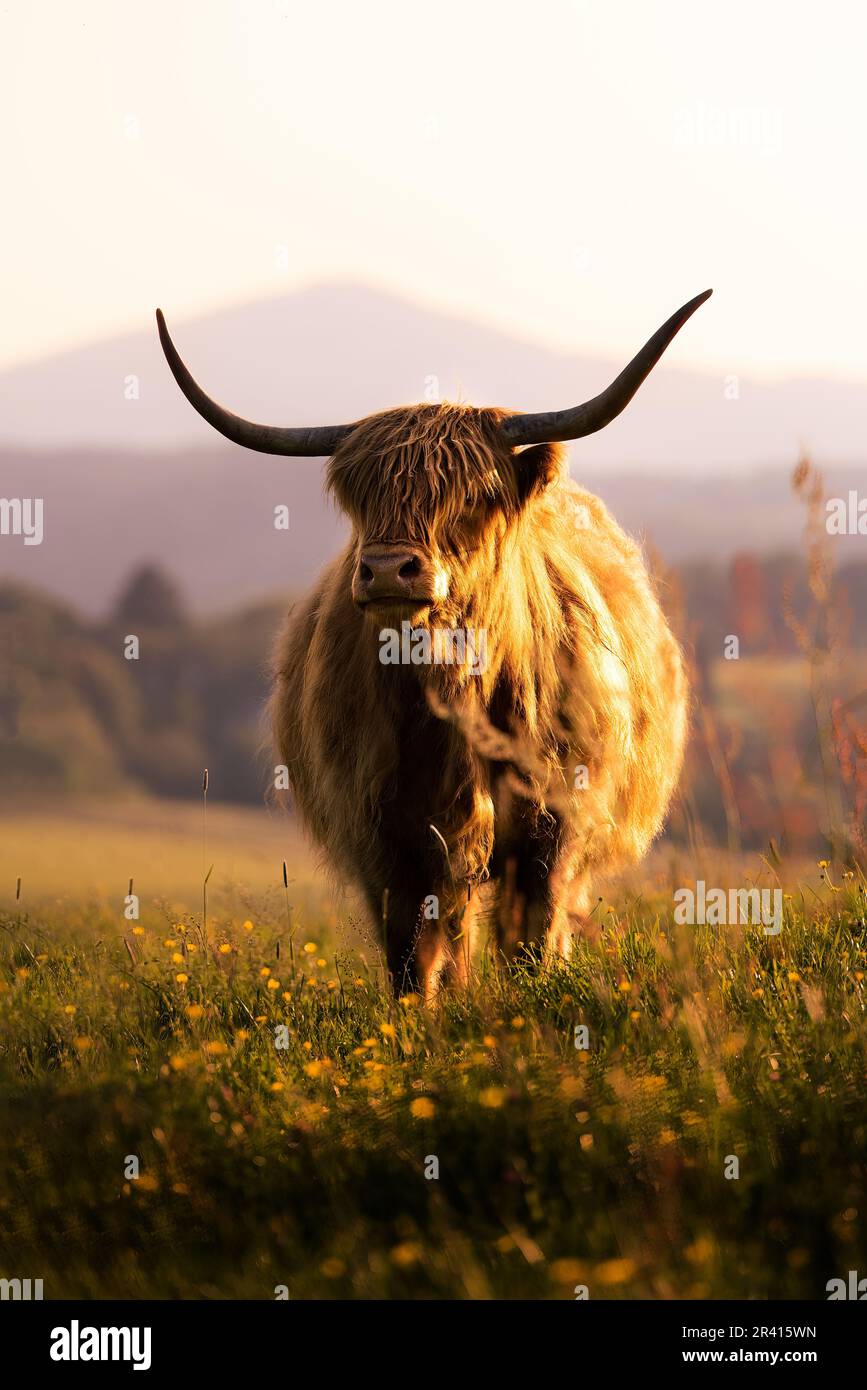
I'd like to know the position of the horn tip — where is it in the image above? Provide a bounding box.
[681,287,713,320]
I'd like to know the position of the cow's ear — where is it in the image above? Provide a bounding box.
[514,442,562,504]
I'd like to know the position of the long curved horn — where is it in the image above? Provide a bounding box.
[155,310,354,456]
[501,289,712,447]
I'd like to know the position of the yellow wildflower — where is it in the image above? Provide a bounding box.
[479,1087,506,1109]
[595,1258,637,1286]
[391,1242,422,1268]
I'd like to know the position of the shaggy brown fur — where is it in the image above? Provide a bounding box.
[269,402,687,998]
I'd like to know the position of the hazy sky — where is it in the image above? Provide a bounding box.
[1,0,865,380]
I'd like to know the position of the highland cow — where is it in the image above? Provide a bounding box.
[157,290,710,999]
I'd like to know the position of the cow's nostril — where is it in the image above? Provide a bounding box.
[359,563,374,582]
[398,557,421,579]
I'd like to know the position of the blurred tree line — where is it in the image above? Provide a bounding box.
[0,565,286,803]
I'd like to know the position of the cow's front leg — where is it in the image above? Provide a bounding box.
[384,893,447,1001]
[490,799,573,965]
[439,886,484,990]
[367,875,473,1002]
[363,878,443,1001]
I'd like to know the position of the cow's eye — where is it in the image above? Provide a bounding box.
[458,505,487,537]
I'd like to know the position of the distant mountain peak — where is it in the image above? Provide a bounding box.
[2,280,865,469]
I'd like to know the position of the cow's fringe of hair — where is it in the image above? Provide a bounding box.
[326,403,521,543]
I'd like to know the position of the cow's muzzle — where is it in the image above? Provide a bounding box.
[352,544,441,613]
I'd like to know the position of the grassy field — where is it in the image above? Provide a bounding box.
[0,797,320,908]
[1,801,866,1300]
